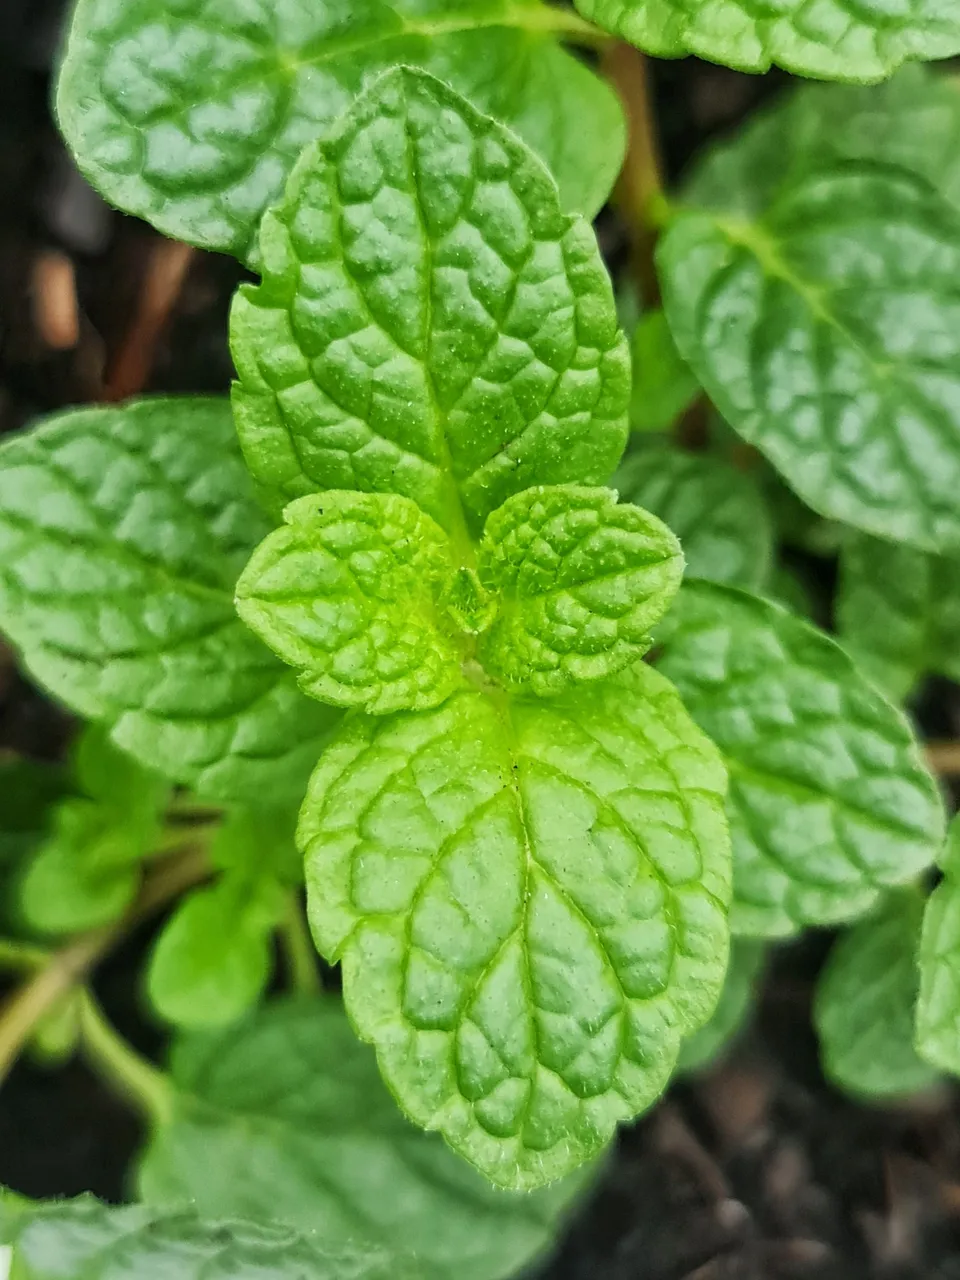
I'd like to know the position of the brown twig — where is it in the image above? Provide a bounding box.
[31,250,81,351]
[103,238,195,402]
[925,741,960,776]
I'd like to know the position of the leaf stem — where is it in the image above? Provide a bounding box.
[0,845,210,1089]
[926,741,960,776]
[282,895,321,996]
[78,988,172,1125]
[0,938,49,973]
[601,43,669,304]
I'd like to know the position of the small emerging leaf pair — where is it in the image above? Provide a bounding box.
[236,486,684,711]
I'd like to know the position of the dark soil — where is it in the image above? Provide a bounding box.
[3,4,960,1277]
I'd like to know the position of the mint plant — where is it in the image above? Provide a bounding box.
[3,0,960,1272]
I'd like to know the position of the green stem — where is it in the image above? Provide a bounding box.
[149,820,220,858]
[282,896,321,996]
[0,938,49,973]
[78,989,172,1125]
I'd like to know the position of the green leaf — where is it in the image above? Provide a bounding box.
[0,398,341,801]
[615,443,773,589]
[686,66,960,220]
[815,892,940,1099]
[477,486,683,695]
[236,492,466,714]
[656,581,945,939]
[677,940,764,1073]
[573,0,960,81]
[916,818,960,1075]
[300,661,730,1189]
[837,532,960,701]
[231,66,630,534]
[660,163,960,553]
[209,806,303,886]
[19,728,167,934]
[629,310,700,434]
[138,998,590,1280]
[0,1196,416,1279]
[57,0,624,262]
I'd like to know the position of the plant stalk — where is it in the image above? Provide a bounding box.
[282,895,322,996]
[78,988,172,1124]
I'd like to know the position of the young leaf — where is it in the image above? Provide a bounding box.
[815,893,940,1099]
[629,310,700,434]
[138,998,590,1280]
[573,0,960,82]
[57,0,624,262]
[615,443,773,589]
[300,662,731,1190]
[656,582,945,939]
[236,492,466,714]
[477,486,683,695]
[0,1195,416,1279]
[660,164,960,553]
[231,67,630,535]
[677,940,764,1074]
[837,533,960,700]
[916,818,960,1075]
[0,399,340,801]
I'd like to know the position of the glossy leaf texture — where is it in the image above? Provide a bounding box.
[815,892,940,1099]
[137,999,590,1280]
[0,1195,415,1279]
[0,399,340,801]
[57,0,624,262]
[656,582,945,938]
[301,661,731,1189]
[629,310,700,434]
[660,164,960,553]
[837,532,960,700]
[615,442,773,589]
[916,819,960,1075]
[231,67,630,535]
[685,66,960,219]
[573,0,960,81]
[677,939,764,1073]
[477,486,683,695]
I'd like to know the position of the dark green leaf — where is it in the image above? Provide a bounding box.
[629,310,700,434]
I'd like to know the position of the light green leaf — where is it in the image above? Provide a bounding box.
[815,892,939,1099]
[300,661,730,1189]
[629,309,700,434]
[656,581,945,939]
[574,0,960,81]
[0,1195,416,1279]
[236,492,466,714]
[57,0,623,262]
[660,164,960,553]
[209,806,303,886]
[615,443,773,589]
[231,66,630,534]
[686,66,960,219]
[19,728,167,934]
[0,399,340,801]
[138,998,591,1280]
[916,818,960,1075]
[837,532,960,701]
[477,486,683,695]
[677,940,764,1073]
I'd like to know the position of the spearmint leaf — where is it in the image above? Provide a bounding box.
[300,662,731,1189]
[236,492,466,714]
[573,0,960,81]
[815,892,940,1099]
[615,443,773,589]
[0,399,340,801]
[677,940,764,1073]
[147,874,286,1030]
[837,532,960,700]
[660,164,960,553]
[656,581,945,939]
[231,67,630,534]
[629,310,700,434]
[476,486,683,696]
[138,998,590,1280]
[1,1196,416,1279]
[916,818,960,1074]
[686,66,960,219]
[57,0,624,263]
